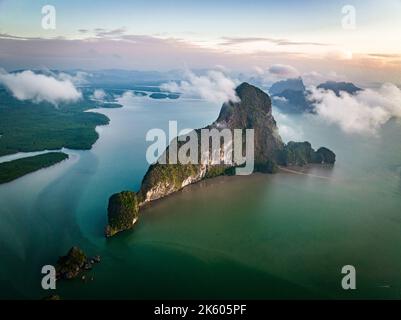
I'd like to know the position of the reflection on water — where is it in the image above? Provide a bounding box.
[1,99,401,299]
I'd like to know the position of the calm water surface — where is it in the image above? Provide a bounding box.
[1,97,401,299]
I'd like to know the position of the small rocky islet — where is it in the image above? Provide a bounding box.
[105,82,336,237]
[55,247,100,281]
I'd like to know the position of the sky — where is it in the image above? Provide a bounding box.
[0,0,401,85]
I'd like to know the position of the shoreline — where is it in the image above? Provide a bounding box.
[0,152,70,184]
[0,103,118,183]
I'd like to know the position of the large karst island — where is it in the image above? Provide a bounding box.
[105,83,336,237]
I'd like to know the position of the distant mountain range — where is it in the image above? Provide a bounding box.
[269,78,362,114]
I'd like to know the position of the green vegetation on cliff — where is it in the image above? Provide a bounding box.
[0,152,69,184]
[106,191,139,237]
[279,142,317,166]
[255,160,279,173]
[204,165,236,179]
[141,163,201,192]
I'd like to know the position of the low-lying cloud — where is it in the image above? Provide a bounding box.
[161,69,239,104]
[220,36,328,47]
[57,71,90,85]
[0,70,82,105]
[308,83,401,135]
[116,91,139,105]
[91,89,106,101]
[247,64,300,88]
[302,71,347,86]
[268,64,299,78]
[273,110,304,142]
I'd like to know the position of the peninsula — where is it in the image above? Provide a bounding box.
[0,152,69,184]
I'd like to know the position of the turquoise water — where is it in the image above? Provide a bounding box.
[1,97,401,299]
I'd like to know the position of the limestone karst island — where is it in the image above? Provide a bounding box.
[1,0,401,304]
[106,83,336,237]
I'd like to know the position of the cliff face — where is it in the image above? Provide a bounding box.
[105,82,336,237]
[138,83,283,206]
[213,82,284,165]
[139,164,207,205]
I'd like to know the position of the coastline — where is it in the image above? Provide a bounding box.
[0,103,119,184]
[0,152,69,184]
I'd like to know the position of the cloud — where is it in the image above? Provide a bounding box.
[220,37,328,47]
[273,110,304,142]
[57,71,90,85]
[302,71,347,86]
[161,69,239,104]
[94,27,127,38]
[214,64,231,73]
[325,49,353,60]
[272,96,288,103]
[0,70,82,105]
[220,37,274,45]
[368,53,401,59]
[0,33,41,40]
[116,91,140,105]
[0,34,234,70]
[268,64,299,78]
[1,33,399,85]
[308,83,401,135]
[91,89,106,101]
[243,64,300,88]
[252,66,265,75]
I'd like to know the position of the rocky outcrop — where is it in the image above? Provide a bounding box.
[56,247,86,280]
[106,192,139,237]
[214,82,284,164]
[105,82,336,237]
[278,142,336,166]
[56,247,101,279]
[315,147,336,164]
